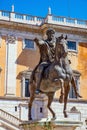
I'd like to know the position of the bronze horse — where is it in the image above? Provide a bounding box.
[28,35,78,120]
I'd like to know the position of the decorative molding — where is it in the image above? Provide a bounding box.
[21,69,32,97]
[0,28,87,42]
[0,29,41,39]
[21,69,32,79]
[7,34,16,44]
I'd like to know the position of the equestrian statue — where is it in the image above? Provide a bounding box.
[28,28,82,120]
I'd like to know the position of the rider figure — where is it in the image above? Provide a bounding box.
[30,28,56,94]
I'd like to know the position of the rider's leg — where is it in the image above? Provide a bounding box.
[35,65,44,94]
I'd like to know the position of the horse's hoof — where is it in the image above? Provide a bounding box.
[51,116,56,120]
[64,114,68,118]
[63,111,68,118]
[29,117,32,120]
[76,93,82,98]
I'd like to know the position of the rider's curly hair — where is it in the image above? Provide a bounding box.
[46,28,55,35]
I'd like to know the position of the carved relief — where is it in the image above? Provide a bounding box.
[7,34,16,44]
[70,106,79,112]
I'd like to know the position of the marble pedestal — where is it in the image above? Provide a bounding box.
[20,118,82,130]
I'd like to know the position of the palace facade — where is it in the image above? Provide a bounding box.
[0,9,87,129]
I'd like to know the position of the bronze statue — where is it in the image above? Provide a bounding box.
[28,28,82,120]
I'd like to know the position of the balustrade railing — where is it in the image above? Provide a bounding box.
[0,10,87,28]
[1,10,10,17]
[52,15,64,22]
[15,13,24,19]
[77,19,87,25]
[0,10,44,25]
[26,15,35,21]
[0,109,22,127]
[66,18,75,24]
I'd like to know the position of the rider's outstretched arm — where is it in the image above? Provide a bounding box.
[34,38,44,47]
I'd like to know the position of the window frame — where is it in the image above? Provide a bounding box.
[21,70,32,98]
[67,40,78,52]
[25,79,30,97]
[23,38,35,50]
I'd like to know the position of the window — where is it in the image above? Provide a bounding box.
[25,79,30,97]
[15,106,17,112]
[23,39,34,49]
[67,41,77,51]
[21,70,31,97]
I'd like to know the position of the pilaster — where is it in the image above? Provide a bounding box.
[5,34,17,96]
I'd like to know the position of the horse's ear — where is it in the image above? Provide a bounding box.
[61,34,63,39]
[65,35,67,40]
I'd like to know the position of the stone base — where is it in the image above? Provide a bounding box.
[20,118,82,130]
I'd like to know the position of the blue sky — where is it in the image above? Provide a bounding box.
[0,0,87,20]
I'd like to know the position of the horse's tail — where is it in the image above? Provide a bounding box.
[71,76,76,87]
[71,76,82,98]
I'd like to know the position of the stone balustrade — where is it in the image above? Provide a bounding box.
[0,10,44,25]
[52,15,87,28]
[0,10,87,28]
[0,109,22,127]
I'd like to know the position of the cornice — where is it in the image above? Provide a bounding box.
[41,23,87,37]
[0,20,42,34]
[0,21,87,42]
[0,28,42,39]
[1,20,87,37]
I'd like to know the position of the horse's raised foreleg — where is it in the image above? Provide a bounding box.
[63,82,70,118]
[47,92,56,120]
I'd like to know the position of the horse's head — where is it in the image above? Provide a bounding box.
[57,34,67,45]
[55,34,68,61]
